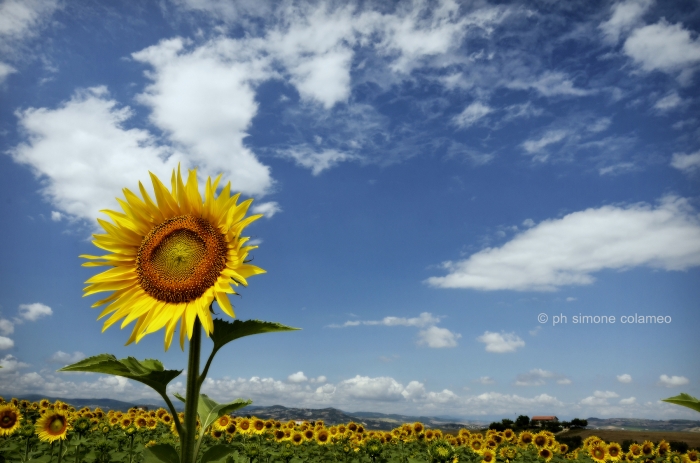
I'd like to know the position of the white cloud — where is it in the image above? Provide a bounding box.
[623,19,700,82]
[507,71,591,97]
[0,355,28,372]
[417,326,460,348]
[0,337,14,350]
[654,92,682,111]
[338,376,406,401]
[132,37,274,196]
[48,351,86,364]
[514,369,555,386]
[580,390,620,406]
[0,0,58,44]
[17,302,52,322]
[671,152,700,173]
[426,195,700,291]
[566,297,577,302]
[522,218,535,228]
[330,312,442,328]
[453,102,492,128]
[10,87,185,222]
[620,396,637,405]
[169,0,271,22]
[0,319,14,336]
[529,326,541,336]
[557,378,572,385]
[474,376,495,385]
[588,117,612,133]
[50,211,63,222]
[522,130,569,155]
[599,0,654,43]
[617,373,633,383]
[504,102,543,121]
[287,371,308,383]
[659,374,690,387]
[281,148,360,175]
[477,331,525,353]
[0,61,16,83]
[252,201,281,218]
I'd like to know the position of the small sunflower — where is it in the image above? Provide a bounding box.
[669,452,683,463]
[238,417,251,433]
[629,444,642,458]
[213,414,232,431]
[274,429,286,442]
[291,431,304,445]
[252,418,265,434]
[559,443,569,454]
[303,428,315,440]
[500,446,518,460]
[657,441,671,458]
[471,439,485,454]
[35,411,70,442]
[533,432,548,448]
[316,429,330,445]
[0,404,22,436]
[683,450,699,463]
[82,166,265,350]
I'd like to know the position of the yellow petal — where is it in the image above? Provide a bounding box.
[215,292,235,318]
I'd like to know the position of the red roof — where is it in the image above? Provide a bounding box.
[531,416,558,420]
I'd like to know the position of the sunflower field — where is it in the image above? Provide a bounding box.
[0,398,698,463]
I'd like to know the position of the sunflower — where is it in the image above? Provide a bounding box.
[539,448,554,462]
[683,450,700,463]
[482,449,496,463]
[35,411,70,442]
[590,443,608,463]
[584,436,603,448]
[629,444,642,458]
[500,446,518,460]
[471,439,485,454]
[303,428,315,440]
[274,429,286,442]
[608,442,623,461]
[226,423,237,436]
[657,441,671,458]
[0,404,21,436]
[291,431,304,445]
[213,414,232,431]
[252,418,265,434]
[641,441,655,457]
[316,429,330,445]
[559,443,569,454]
[413,422,425,434]
[669,452,683,463]
[238,417,251,433]
[81,166,266,350]
[533,432,548,448]
[518,431,534,447]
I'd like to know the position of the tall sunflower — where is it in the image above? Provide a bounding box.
[81,166,265,350]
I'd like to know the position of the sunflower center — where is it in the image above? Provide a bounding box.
[1,413,16,428]
[49,417,65,434]
[137,215,228,303]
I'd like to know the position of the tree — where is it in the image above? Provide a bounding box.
[501,418,515,429]
[489,421,506,431]
[515,415,530,429]
[569,418,588,429]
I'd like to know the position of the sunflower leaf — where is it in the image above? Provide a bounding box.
[58,354,182,396]
[197,394,251,432]
[210,319,300,354]
[661,393,700,413]
[142,444,180,463]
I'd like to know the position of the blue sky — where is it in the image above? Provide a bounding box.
[0,0,699,420]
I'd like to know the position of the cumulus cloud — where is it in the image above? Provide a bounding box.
[48,351,86,365]
[287,371,308,383]
[477,331,525,353]
[0,319,14,336]
[17,303,52,322]
[671,152,700,173]
[599,0,654,44]
[620,396,637,405]
[580,390,619,406]
[0,61,16,83]
[659,374,689,387]
[453,102,492,128]
[10,87,185,222]
[418,326,460,348]
[426,195,700,291]
[514,369,555,386]
[623,19,700,82]
[0,355,28,372]
[474,376,496,385]
[0,0,58,49]
[617,373,633,383]
[0,337,14,350]
[330,312,441,328]
[252,201,281,218]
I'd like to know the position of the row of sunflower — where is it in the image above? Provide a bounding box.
[1,397,698,463]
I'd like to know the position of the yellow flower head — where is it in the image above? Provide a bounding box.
[590,443,609,462]
[608,442,623,461]
[82,166,265,350]
[0,404,22,436]
[35,411,70,443]
[539,448,554,462]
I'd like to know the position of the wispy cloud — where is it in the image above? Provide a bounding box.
[477,331,525,353]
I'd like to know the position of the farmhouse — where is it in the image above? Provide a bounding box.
[531,416,558,422]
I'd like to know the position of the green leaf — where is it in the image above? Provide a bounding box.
[210,319,299,354]
[197,394,251,432]
[662,393,700,413]
[142,444,180,463]
[200,444,235,463]
[58,354,182,397]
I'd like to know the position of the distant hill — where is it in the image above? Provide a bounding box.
[8,394,174,412]
[586,417,700,432]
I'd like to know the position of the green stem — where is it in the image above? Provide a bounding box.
[24,437,30,462]
[181,318,202,463]
[57,440,64,463]
[128,434,134,463]
[75,441,80,463]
